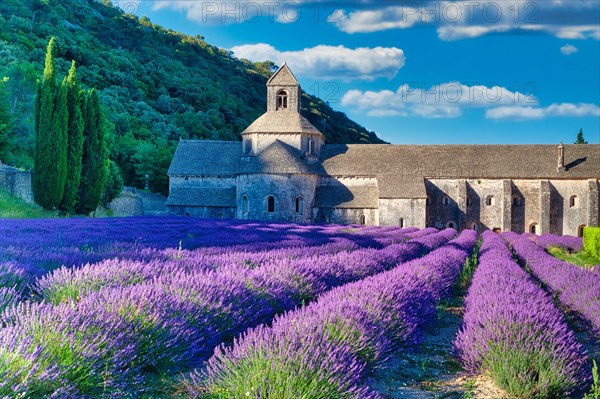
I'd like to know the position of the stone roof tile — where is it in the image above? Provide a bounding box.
[168,140,241,176]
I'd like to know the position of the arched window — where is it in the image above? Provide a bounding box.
[466,198,472,206]
[513,196,523,206]
[471,223,478,231]
[308,139,314,155]
[569,195,578,208]
[184,212,190,217]
[267,196,275,213]
[244,140,251,154]
[529,223,539,235]
[242,195,249,214]
[360,215,366,225]
[443,196,450,206]
[578,225,586,237]
[446,221,456,230]
[399,218,405,228]
[277,90,288,110]
[485,195,495,206]
[326,215,333,224]
[217,212,223,219]
[426,196,432,206]
[295,196,303,214]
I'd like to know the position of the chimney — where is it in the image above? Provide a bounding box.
[557,142,566,172]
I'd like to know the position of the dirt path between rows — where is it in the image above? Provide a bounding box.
[369,301,510,399]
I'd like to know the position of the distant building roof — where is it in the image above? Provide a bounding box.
[240,140,315,175]
[168,140,241,176]
[320,144,600,180]
[242,111,323,135]
[166,186,236,207]
[378,176,427,199]
[315,183,379,209]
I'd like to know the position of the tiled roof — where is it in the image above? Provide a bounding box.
[168,140,241,176]
[240,140,316,175]
[378,176,427,199]
[319,144,600,179]
[314,183,379,209]
[242,110,323,135]
[166,186,236,207]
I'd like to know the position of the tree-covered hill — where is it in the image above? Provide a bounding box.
[0,0,385,195]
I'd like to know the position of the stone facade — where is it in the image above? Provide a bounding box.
[0,162,33,203]
[167,65,600,236]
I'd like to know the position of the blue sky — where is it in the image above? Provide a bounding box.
[128,0,600,145]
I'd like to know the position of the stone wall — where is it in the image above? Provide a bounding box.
[102,187,167,217]
[0,163,33,203]
[379,198,426,228]
[313,207,379,226]
[237,173,318,222]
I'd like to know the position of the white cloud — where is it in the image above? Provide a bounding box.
[342,82,535,118]
[326,1,600,41]
[560,44,579,55]
[486,103,600,120]
[231,44,405,80]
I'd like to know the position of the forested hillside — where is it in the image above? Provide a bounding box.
[0,0,385,195]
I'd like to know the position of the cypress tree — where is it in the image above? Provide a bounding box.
[60,61,85,213]
[33,37,68,209]
[77,89,108,215]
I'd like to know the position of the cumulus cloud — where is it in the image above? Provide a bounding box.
[327,1,600,41]
[560,44,579,55]
[230,44,405,80]
[342,82,535,118]
[486,103,600,120]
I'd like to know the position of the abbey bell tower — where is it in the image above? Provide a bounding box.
[266,62,301,113]
[241,63,325,159]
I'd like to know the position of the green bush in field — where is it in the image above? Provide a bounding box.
[583,227,600,259]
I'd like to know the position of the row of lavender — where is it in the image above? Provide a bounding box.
[503,231,600,337]
[0,226,449,397]
[455,231,588,398]
[183,230,477,398]
[0,218,409,289]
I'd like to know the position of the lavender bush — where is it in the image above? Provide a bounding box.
[184,229,475,398]
[0,223,447,397]
[455,231,587,398]
[505,233,600,337]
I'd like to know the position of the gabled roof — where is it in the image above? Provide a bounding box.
[267,63,298,86]
[166,186,236,207]
[319,144,600,180]
[315,183,379,209]
[241,140,316,175]
[378,176,427,199]
[242,110,323,135]
[168,140,242,176]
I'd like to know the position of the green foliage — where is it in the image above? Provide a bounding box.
[0,77,11,160]
[77,88,109,215]
[484,341,575,399]
[33,37,68,210]
[583,227,600,259]
[584,360,600,399]
[0,188,57,218]
[0,0,384,195]
[60,60,85,213]
[575,128,589,144]
[102,159,123,206]
[547,246,600,270]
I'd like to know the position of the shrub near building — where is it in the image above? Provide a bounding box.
[583,227,600,260]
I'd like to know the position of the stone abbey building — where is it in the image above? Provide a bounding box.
[167,64,600,236]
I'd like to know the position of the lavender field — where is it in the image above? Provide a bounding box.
[0,218,598,398]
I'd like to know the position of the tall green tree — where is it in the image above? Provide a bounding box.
[77,89,108,214]
[33,37,68,210]
[0,77,11,161]
[60,61,85,213]
[574,128,588,144]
